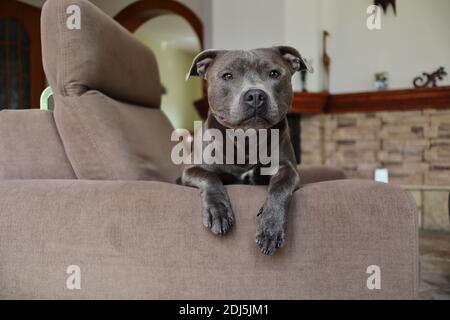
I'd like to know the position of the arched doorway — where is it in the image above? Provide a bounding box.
[115,0,204,131]
[115,0,203,48]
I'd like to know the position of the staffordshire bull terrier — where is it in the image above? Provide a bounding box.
[182,46,312,255]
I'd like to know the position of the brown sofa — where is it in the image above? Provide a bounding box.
[0,0,418,299]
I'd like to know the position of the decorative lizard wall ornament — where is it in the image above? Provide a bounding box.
[413,67,448,88]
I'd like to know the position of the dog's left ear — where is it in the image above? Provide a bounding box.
[186,49,225,80]
[275,46,313,74]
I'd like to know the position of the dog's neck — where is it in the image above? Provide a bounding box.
[203,112,287,168]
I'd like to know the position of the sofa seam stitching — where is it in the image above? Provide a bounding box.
[65,95,120,180]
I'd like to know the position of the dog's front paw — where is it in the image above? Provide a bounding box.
[256,204,286,255]
[202,191,235,235]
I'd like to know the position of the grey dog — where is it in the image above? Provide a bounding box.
[182,46,312,255]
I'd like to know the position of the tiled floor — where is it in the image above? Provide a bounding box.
[419,231,450,300]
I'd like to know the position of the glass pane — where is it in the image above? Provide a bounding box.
[22,52,30,76]
[19,24,29,48]
[8,44,18,72]
[0,19,5,42]
[0,17,30,109]
[22,76,30,107]
[0,45,4,70]
[0,71,5,108]
[21,40,29,77]
[10,72,19,110]
[7,18,18,42]
[9,101,18,109]
[10,72,19,91]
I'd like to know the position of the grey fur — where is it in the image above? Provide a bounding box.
[182,46,311,255]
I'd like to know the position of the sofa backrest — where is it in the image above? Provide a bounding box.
[0,110,75,180]
[41,0,183,182]
[41,0,161,108]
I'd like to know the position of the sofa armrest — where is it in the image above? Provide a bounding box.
[0,179,418,299]
[298,165,347,185]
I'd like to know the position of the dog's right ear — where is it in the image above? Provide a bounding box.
[186,49,224,80]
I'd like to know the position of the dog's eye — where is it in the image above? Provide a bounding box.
[269,70,281,79]
[222,73,233,81]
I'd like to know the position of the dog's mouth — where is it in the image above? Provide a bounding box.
[214,113,271,129]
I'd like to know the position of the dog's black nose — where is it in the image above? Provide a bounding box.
[243,89,267,109]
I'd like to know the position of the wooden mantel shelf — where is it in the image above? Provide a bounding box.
[291,92,328,113]
[291,86,450,114]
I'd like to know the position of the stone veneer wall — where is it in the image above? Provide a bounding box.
[301,109,450,231]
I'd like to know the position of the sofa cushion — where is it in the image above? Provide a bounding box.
[0,110,75,179]
[41,0,161,108]
[54,91,182,182]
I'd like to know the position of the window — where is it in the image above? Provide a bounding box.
[0,17,31,110]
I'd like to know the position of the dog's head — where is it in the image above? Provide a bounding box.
[187,46,312,130]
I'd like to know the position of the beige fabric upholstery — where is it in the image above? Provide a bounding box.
[298,165,346,185]
[0,110,75,179]
[53,92,182,182]
[41,0,161,108]
[41,0,182,182]
[0,179,418,299]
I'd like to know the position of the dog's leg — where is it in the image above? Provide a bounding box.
[182,166,235,235]
[256,161,300,255]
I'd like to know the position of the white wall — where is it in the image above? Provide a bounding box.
[209,0,285,50]
[19,0,450,93]
[207,0,321,91]
[284,0,323,91]
[202,0,325,92]
[208,0,450,93]
[322,0,450,93]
